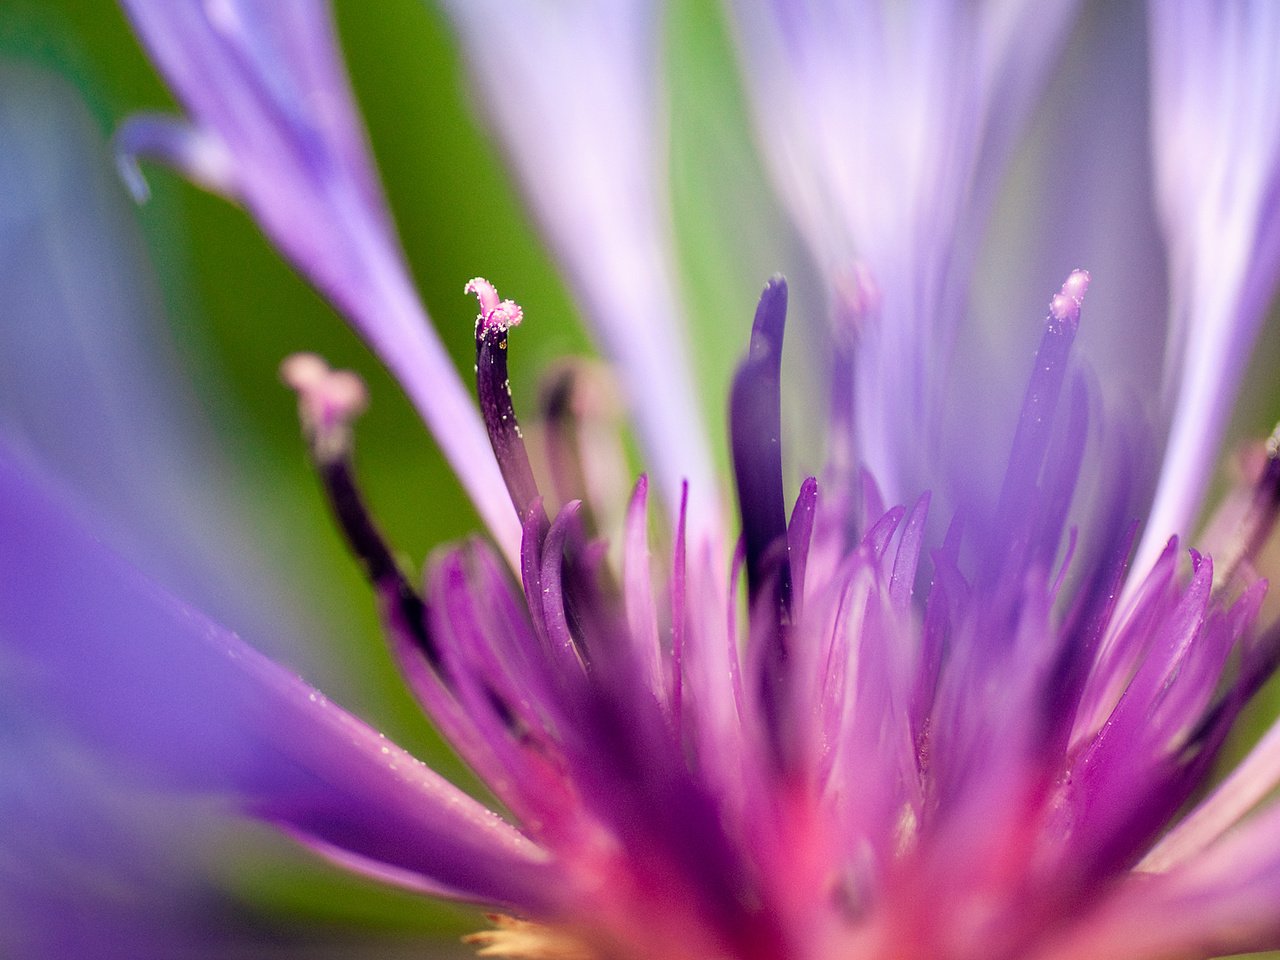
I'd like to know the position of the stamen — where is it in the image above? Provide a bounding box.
[538,360,625,533]
[468,278,542,523]
[730,275,793,618]
[989,270,1090,572]
[282,353,440,669]
[540,364,587,509]
[464,914,597,960]
[827,262,879,494]
[1201,423,1280,588]
[281,352,369,464]
[731,275,795,771]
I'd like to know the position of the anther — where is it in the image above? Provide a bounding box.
[466,277,524,335]
[281,352,368,465]
[282,353,442,669]
[1203,422,1280,588]
[1049,269,1090,332]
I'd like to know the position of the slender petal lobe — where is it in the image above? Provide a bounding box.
[728,0,1081,502]
[435,0,717,533]
[1137,0,1280,574]
[0,446,554,910]
[117,0,521,561]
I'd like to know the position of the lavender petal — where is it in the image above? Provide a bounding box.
[0,447,554,910]
[436,0,718,536]
[1137,0,1280,573]
[117,0,522,561]
[728,0,1082,503]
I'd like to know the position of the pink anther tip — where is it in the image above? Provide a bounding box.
[466,277,525,334]
[281,352,368,444]
[1049,269,1090,328]
[1063,269,1091,302]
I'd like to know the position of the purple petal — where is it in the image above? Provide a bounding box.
[622,475,665,702]
[728,0,1082,502]
[1137,0,1280,573]
[786,476,819,611]
[0,61,330,672]
[117,0,521,561]
[1144,679,1280,872]
[1048,804,1280,960]
[115,113,236,200]
[437,0,717,535]
[0,445,555,910]
[954,1,1168,515]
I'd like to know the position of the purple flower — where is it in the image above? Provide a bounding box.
[6,2,1280,959]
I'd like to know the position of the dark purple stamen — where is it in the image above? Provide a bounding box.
[731,276,797,770]
[1212,427,1280,585]
[539,363,589,515]
[731,275,793,619]
[315,459,439,669]
[469,278,542,523]
[281,355,443,672]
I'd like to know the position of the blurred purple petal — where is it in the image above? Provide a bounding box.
[0,445,555,911]
[728,0,1081,502]
[958,1,1168,514]
[437,0,717,533]
[0,61,325,657]
[1137,0,1280,574]
[118,0,522,560]
[116,112,236,200]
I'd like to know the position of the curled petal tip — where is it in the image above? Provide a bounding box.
[114,113,237,203]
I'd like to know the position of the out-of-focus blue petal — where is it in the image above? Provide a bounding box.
[956,1,1168,519]
[0,60,312,653]
[727,0,1081,503]
[118,0,522,562]
[437,0,718,535]
[1137,0,1280,574]
[0,445,557,914]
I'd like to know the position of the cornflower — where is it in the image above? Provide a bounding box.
[5,2,1280,959]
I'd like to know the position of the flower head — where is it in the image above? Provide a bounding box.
[7,2,1280,959]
